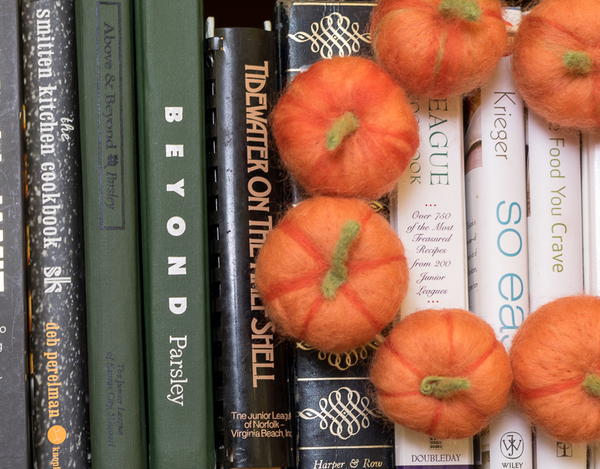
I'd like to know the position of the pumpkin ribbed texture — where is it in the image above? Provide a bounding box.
[271,57,419,199]
[511,296,600,442]
[370,0,507,98]
[513,0,600,130]
[255,196,409,353]
[371,309,512,439]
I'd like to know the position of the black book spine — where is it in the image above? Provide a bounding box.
[206,26,293,469]
[275,2,394,468]
[276,0,375,82]
[0,1,31,467]
[21,1,90,467]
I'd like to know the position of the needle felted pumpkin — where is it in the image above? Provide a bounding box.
[370,0,508,98]
[513,0,600,130]
[255,196,409,353]
[271,56,419,200]
[371,309,512,439]
[511,296,600,442]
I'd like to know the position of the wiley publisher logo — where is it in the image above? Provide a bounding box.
[500,432,524,459]
[557,442,573,457]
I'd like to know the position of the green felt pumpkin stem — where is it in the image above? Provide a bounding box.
[420,376,470,399]
[563,50,593,76]
[321,220,361,299]
[583,373,600,398]
[439,0,481,22]
[326,112,360,151]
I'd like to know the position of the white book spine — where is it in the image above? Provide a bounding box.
[464,45,533,469]
[582,133,600,469]
[391,95,473,468]
[526,113,586,468]
[583,133,600,297]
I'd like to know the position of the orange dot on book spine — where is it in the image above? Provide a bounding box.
[370,0,508,98]
[513,0,600,130]
[47,425,67,445]
[255,196,409,353]
[511,296,600,442]
[371,309,512,439]
[271,56,419,199]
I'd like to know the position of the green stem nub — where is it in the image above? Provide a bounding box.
[321,220,361,299]
[326,112,360,151]
[420,376,470,399]
[583,373,600,398]
[563,51,593,76]
[439,0,482,22]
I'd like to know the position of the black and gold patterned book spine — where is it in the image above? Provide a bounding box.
[207,23,293,469]
[275,2,394,468]
[21,1,91,467]
[0,1,30,468]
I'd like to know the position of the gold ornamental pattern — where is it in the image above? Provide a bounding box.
[298,387,378,440]
[288,12,371,59]
[296,337,381,371]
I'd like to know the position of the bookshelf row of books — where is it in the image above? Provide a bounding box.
[1,0,599,468]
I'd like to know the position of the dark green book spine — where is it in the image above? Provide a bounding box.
[0,1,30,467]
[21,2,91,467]
[135,0,214,467]
[75,1,146,467]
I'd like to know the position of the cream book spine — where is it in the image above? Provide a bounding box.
[582,133,600,469]
[526,113,586,468]
[391,95,474,469]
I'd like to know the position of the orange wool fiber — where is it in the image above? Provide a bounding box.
[511,296,600,442]
[271,57,419,200]
[370,0,508,98]
[513,0,600,130]
[255,196,409,353]
[371,309,512,439]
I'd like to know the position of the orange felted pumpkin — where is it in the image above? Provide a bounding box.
[511,296,600,442]
[513,0,600,130]
[255,196,409,353]
[371,309,512,439]
[370,0,507,98]
[271,56,419,200]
